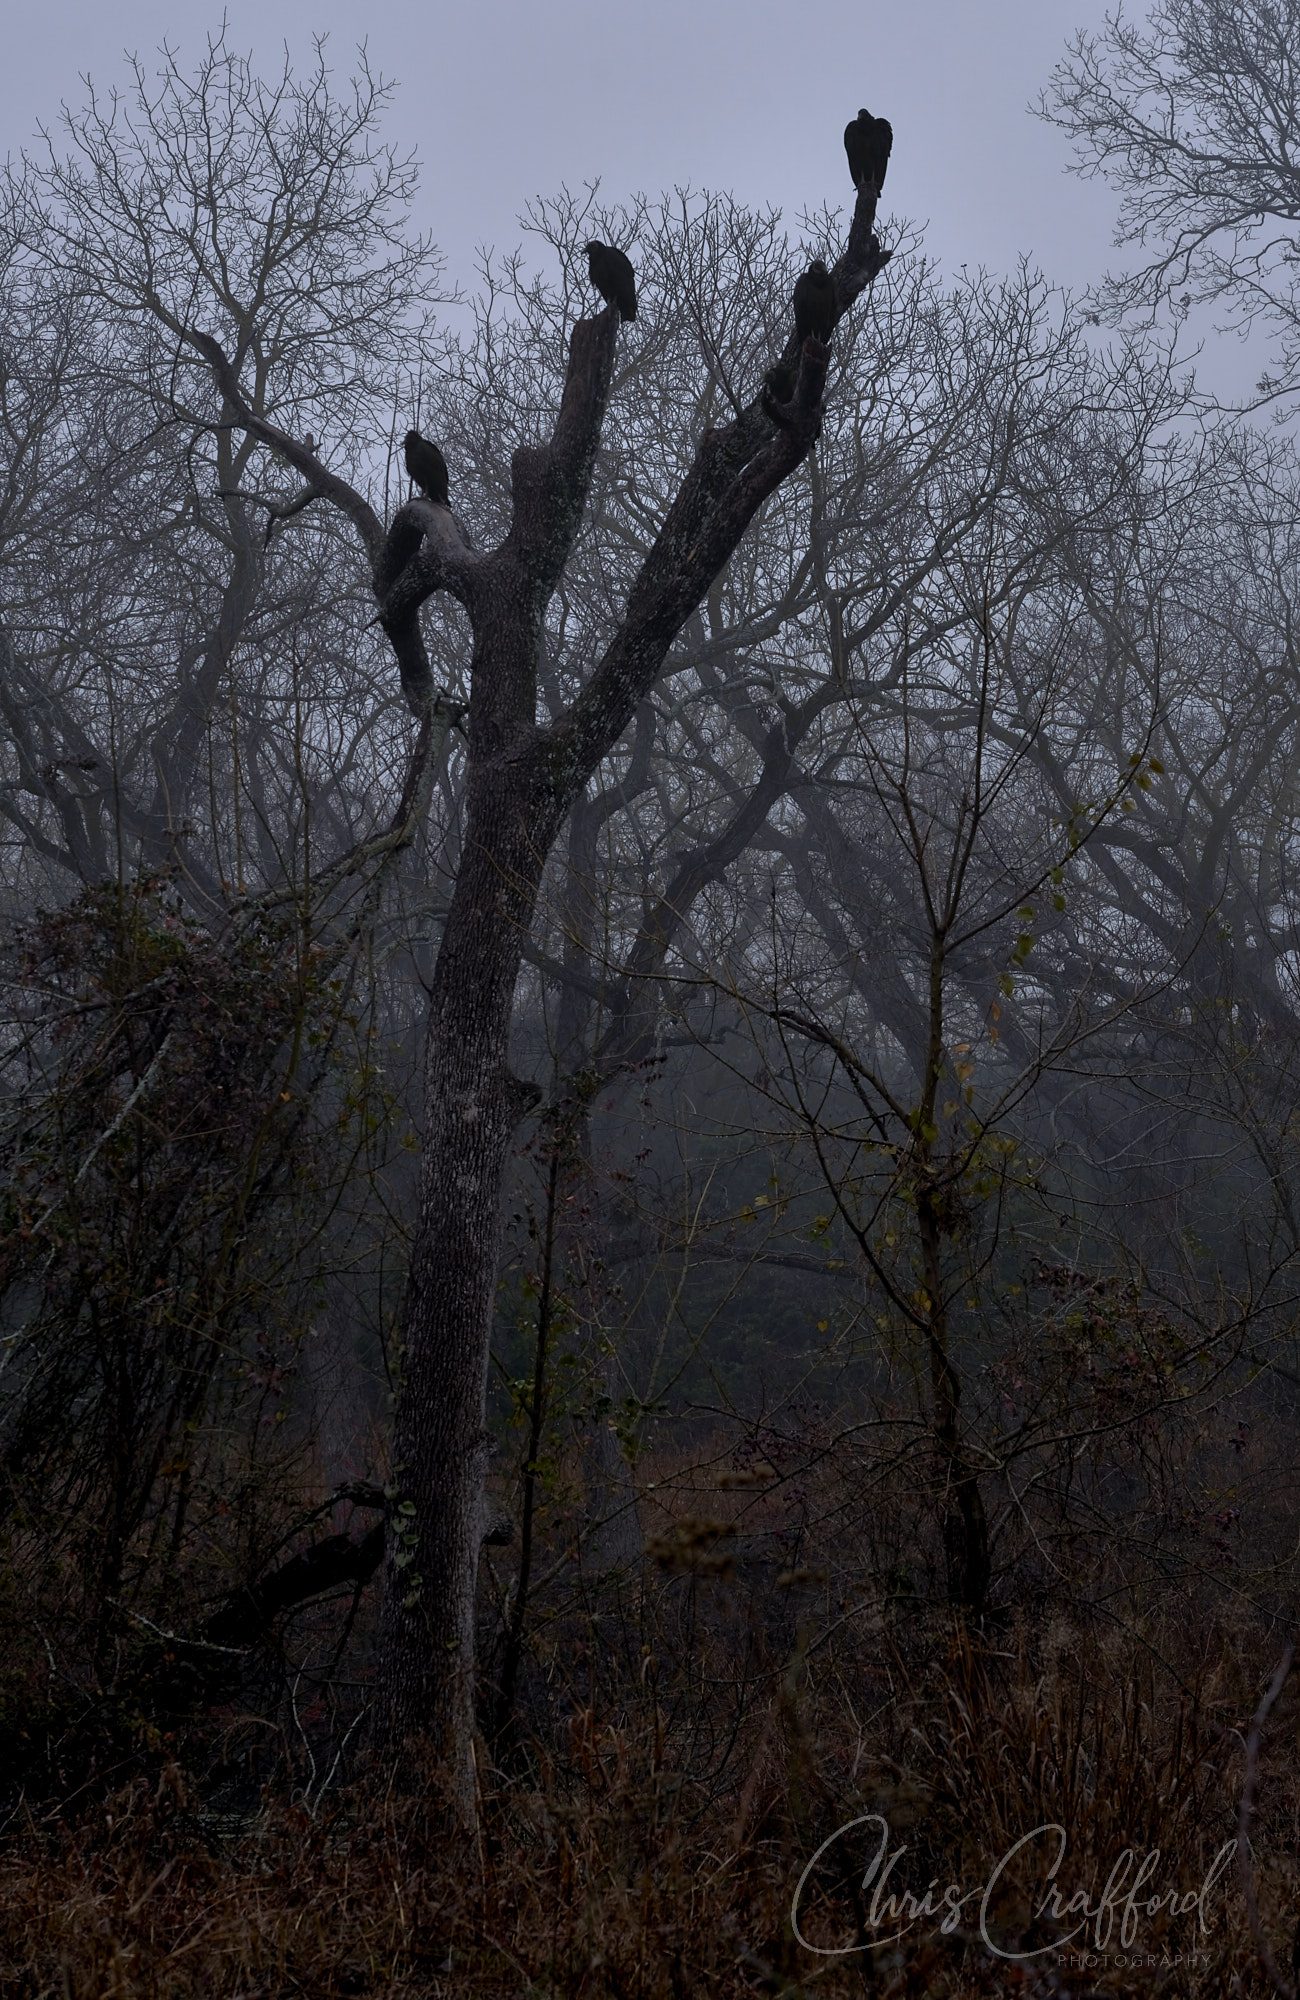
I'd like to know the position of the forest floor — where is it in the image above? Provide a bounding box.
[3,1594,1296,1999]
[4,1421,1299,1997]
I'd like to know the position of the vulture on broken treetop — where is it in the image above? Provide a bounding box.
[793,260,836,344]
[844,108,893,193]
[403,429,450,507]
[585,240,638,321]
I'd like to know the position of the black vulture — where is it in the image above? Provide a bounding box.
[404,429,450,507]
[843,109,893,193]
[585,240,637,322]
[793,260,836,344]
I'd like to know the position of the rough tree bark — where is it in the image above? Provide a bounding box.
[374,184,891,1810]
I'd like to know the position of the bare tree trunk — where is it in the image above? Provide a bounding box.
[915,934,990,1613]
[564,1112,646,1580]
[916,1183,990,1611]
[369,188,888,1810]
[382,764,560,1788]
[550,795,646,1577]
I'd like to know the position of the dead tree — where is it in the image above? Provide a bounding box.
[371,187,891,1807]
[142,171,888,1811]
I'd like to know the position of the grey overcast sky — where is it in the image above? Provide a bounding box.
[5,0,1122,292]
[0,0,1266,401]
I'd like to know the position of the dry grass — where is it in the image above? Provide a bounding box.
[2,1600,1295,1999]
[4,1399,1298,2000]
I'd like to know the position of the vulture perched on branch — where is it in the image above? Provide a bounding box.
[793,260,836,345]
[844,108,893,193]
[404,429,450,507]
[585,240,638,322]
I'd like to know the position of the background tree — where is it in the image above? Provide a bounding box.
[0,34,450,1779]
[1044,0,1300,408]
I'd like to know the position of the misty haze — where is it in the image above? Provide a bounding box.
[2,3,1299,1995]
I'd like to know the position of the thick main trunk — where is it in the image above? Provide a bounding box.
[379,751,556,1806]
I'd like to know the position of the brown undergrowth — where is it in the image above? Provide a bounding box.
[2,1583,1295,1998]
[4,1373,1298,2000]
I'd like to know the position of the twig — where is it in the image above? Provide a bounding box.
[1239,1637,1296,1999]
[104,1598,247,1657]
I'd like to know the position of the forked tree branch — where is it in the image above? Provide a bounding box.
[542,183,889,795]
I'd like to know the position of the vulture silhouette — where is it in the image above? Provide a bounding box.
[585,240,638,322]
[793,261,836,344]
[843,108,893,193]
[403,429,450,507]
